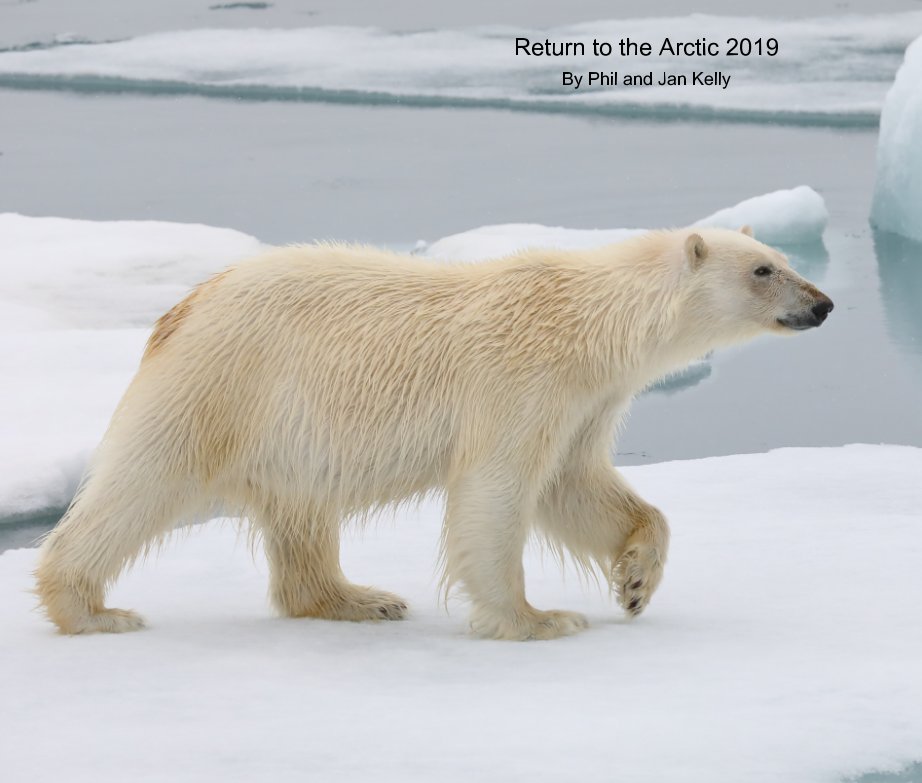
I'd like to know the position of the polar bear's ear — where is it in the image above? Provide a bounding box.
[739,225,754,237]
[684,233,708,270]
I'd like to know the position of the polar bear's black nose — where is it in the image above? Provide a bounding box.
[811,297,834,324]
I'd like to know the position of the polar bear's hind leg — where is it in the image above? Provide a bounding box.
[257,505,408,622]
[35,469,192,634]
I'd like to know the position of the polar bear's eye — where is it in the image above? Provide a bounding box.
[753,266,773,277]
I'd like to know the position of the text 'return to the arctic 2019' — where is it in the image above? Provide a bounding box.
[514,36,780,91]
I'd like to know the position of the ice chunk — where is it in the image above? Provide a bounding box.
[0,214,261,518]
[0,329,147,517]
[0,214,263,329]
[425,187,827,262]
[871,36,922,242]
[646,359,712,395]
[694,185,828,245]
[424,224,643,262]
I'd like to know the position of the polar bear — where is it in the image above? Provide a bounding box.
[35,227,833,640]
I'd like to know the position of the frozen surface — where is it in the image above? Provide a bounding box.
[0,213,263,330]
[871,35,922,242]
[423,186,825,261]
[0,329,146,517]
[423,223,645,262]
[1,14,921,125]
[0,445,920,783]
[694,185,827,244]
[0,214,261,517]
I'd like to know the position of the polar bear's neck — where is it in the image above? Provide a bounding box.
[495,240,720,396]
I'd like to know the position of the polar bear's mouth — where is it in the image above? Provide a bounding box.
[776,317,816,331]
[777,299,834,331]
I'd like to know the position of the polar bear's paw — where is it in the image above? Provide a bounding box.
[614,544,664,618]
[36,574,147,634]
[66,608,146,634]
[323,586,409,622]
[470,606,589,641]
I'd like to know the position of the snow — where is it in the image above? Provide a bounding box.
[1,13,921,124]
[423,223,645,262]
[0,214,263,330]
[1,444,920,782]
[0,330,144,516]
[423,186,826,261]
[694,185,828,244]
[871,35,922,243]
[0,214,261,517]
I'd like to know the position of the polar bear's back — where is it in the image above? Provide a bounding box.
[131,244,540,510]
[121,238,682,513]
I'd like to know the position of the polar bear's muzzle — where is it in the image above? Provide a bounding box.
[777,291,834,330]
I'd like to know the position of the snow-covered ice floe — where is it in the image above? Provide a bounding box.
[871,35,922,243]
[1,444,920,783]
[0,215,263,518]
[423,186,827,261]
[694,185,827,245]
[0,214,263,330]
[422,223,646,263]
[0,13,921,126]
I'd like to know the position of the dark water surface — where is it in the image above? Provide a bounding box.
[849,762,922,783]
[0,89,885,242]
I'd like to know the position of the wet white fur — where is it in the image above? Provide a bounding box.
[35,228,825,639]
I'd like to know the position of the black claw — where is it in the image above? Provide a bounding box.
[628,598,641,611]
[630,580,643,590]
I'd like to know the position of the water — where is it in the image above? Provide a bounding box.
[0,509,62,550]
[849,763,922,783]
[623,229,922,462]
[0,90,889,242]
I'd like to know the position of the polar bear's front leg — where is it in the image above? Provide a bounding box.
[537,462,670,618]
[444,470,588,641]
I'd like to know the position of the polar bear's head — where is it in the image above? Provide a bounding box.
[683,227,834,339]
